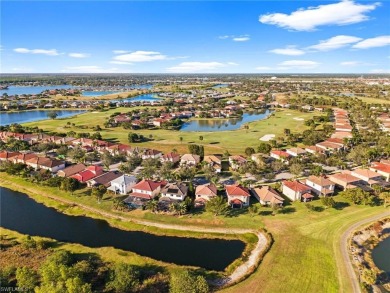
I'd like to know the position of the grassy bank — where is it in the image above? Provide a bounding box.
[23,108,318,155]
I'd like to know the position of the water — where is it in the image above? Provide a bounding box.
[212,84,229,88]
[82,91,118,97]
[0,85,73,96]
[372,236,390,273]
[0,110,86,126]
[180,110,272,132]
[115,93,162,103]
[0,187,245,271]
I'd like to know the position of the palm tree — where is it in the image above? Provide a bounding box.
[146,200,159,213]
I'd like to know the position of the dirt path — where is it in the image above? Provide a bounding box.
[0,179,269,286]
[339,210,390,293]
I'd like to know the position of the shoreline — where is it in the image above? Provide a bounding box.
[0,175,270,287]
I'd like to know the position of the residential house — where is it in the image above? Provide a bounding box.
[229,155,247,170]
[87,171,123,188]
[282,180,313,202]
[160,152,181,164]
[370,162,390,182]
[305,146,327,155]
[25,157,65,172]
[328,172,362,190]
[142,149,162,160]
[71,165,104,183]
[160,182,188,201]
[305,175,335,196]
[12,153,38,164]
[286,147,306,157]
[128,179,165,200]
[315,141,343,153]
[180,154,201,166]
[0,151,20,161]
[204,155,222,173]
[194,183,218,206]
[57,163,86,177]
[107,175,137,195]
[351,168,384,186]
[252,186,284,206]
[225,184,250,208]
[270,150,291,161]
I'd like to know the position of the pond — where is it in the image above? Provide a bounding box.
[0,110,86,126]
[372,236,390,274]
[0,187,245,271]
[180,109,272,132]
[212,84,229,88]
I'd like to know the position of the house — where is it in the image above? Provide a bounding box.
[286,147,306,157]
[282,180,313,202]
[71,165,104,183]
[270,150,291,161]
[57,163,86,177]
[25,157,65,172]
[315,141,343,152]
[351,168,384,186]
[305,175,335,196]
[160,182,188,201]
[194,183,218,206]
[107,175,137,195]
[252,186,284,206]
[107,144,132,156]
[141,149,162,160]
[204,155,222,173]
[328,172,362,190]
[305,146,327,155]
[228,155,247,170]
[370,162,390,182]
[0,151,20,161]
[225,184,250,208]
[180,154,201,166]
[12,153,38,164]
[128,179,165,200]
[160,152,181,164]
[87,171,123,188]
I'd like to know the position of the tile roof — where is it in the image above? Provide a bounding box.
[195,183,217,196]
[282,180,310,192]
[225,184,250,197]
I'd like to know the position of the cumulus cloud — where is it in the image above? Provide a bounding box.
[110,61,133,65]
[278,60,320,69]
[113,51,167,62]
[307,35,362,51]
[61,66,130,73]
[269,46,305,56]
[259,0,380,31]
[68,53,90,58]
[232,36,250,42]
[340,61,361,66]
[113,50,130,54]
[166,62,231,73]
[352,35,390,49]
[219,35,250,42]
[14,48,60,56]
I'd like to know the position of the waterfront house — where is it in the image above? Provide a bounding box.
[328,172,362,190]
[128,179,165,200]
[160,182,188,201]
[57,163,86,177]
[180,154,201,166]
[351,168,384,186]
[282,180,313,202]
[87,171,122,188]
[305,175,335,196]
[107,175,138,195]
[71,165,104,183]
[194,183,218,206]
[225,184,250,208]
[252,186,284,206]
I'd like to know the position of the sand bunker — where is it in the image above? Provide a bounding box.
[293,117,304,121]
[259,134,275,141]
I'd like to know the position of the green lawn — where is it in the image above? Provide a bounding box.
[24,108,319,155]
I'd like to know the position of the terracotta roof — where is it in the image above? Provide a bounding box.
[195,183,217,196]
[329,173,361,183]
[14,153,38,162]
[370,163,390,174]
[225,184,250,197]
[302,193,314,199]
[306,175,334,187]
[129,192,152,200]
[162,152,180,160]
[0,151,20,160]
[253,186,284,204]
[282,180,310,192]
[71,170,97,182]
[271,150,291,158]
[352,168,382,179]
[287,148,306,155]
[181,154,200,162]
[204,155,222,164]
[132,179,162,192]
[229,155,247,163]
[58,163,86,177]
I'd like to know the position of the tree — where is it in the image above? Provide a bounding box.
[245,147,255,156]
[146,199,159,213]
[188,144,204,158]
[379,191,390,208]
[107,263,140,293]
[257,142,271,154]
[170,270,209,293]
[61,177,80,195]
[199,135,203,141]
[101,150,114,170]
[205,196,228,216]
[128,132,138,143]
[248,205,259,217]
[91,185,106,203]
[340,189,375,206]
[57,145,69,157]
[283,128,291,136]
[289,163,304,177]
[69,146,85,163]
[321,196,336,208]
[47,111,58,119]
[16,267,39,291]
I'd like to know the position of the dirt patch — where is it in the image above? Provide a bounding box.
[293,117,304,121]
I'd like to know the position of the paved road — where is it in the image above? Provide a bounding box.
[340,210,390,293]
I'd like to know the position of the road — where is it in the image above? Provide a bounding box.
[340,210,390,293]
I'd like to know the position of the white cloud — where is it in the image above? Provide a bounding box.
[340,61,361,66]
[113,50,129,54]
[166,62,230,73]
[278,60,320,69]
[227,62,239,66]
[218,35,230,39]
[352,35,390,49]
[68,53,90,58]
[255,66,272,70]
[113,51,167,62]
[232,36,250,42]
[14,48,60,56]
[259,0,379,31]
[308,35,362,51]
[61,66,130,73]
[110,61,133,65]
[370,69,390,73]
[269,46,305,55]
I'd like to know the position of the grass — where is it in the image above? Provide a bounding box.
[23,108,319,155]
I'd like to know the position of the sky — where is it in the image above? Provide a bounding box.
[1,0,390,74]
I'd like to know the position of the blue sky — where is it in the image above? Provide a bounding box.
[1,0,389,73]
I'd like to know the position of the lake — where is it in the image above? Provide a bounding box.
[116,93,162,103]
[0,85,73,96]
[0,187,245,271]
[372,236,390,274]
[212,84,229,88]
[180,109,272,132]
[0,110,86,126]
